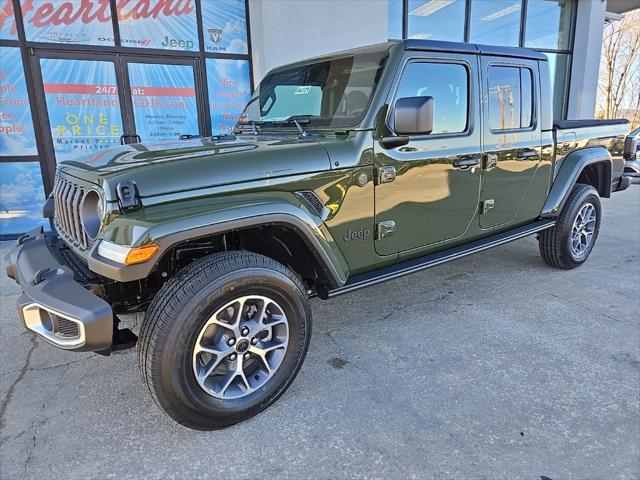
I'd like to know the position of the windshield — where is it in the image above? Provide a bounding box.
[238,50,389,129]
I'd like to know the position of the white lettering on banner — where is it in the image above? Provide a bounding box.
[0,0,194,36]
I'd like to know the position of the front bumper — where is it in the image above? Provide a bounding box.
[5,228,113,351]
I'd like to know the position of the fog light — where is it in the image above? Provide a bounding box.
[97,240,159,265]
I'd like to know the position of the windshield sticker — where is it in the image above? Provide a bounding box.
[294,86,313,95]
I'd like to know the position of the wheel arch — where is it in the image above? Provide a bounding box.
[89,203,349,291]
[541,147,612,218]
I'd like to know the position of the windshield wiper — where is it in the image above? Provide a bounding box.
[285,115,314,139]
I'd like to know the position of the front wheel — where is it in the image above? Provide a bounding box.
[538,183,602,269]
[138,251,312,430]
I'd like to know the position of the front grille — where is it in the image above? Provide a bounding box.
[53,174,90,250]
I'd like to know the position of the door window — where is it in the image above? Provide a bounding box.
[127,63,199,142]
[40,58,123,161]
[393,62,468,134]
[487,65,534,131]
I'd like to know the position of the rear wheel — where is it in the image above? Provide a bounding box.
[538,184,601,269]
[138,251,311,430]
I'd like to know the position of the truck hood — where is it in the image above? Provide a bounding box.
[58,134,332,199]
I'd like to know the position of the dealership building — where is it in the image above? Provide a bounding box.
[0,0,638,236]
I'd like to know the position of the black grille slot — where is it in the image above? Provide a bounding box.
[295,191,325,217]
[53,314,80,338]
[53,174,90,250]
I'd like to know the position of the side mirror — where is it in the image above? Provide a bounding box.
[393,96,434,136]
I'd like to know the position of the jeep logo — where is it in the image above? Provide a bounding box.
[343,228,370,242]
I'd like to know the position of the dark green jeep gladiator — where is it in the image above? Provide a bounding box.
[6,40,634,429]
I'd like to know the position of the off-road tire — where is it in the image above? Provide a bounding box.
[538,183,601,270]
[138,251,312,430]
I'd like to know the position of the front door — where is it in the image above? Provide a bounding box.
[479,56,542,229]
[374,53,482,256]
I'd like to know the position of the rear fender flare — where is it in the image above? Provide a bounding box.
[541,147,612,218]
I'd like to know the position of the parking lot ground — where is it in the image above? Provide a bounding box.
[1,187,639,480]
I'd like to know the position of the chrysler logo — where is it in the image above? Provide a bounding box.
[208,28,223,43]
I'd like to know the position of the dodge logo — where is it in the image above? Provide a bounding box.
[208,28,223,43]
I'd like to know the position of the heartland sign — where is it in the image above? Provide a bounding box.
[0,0,197,50]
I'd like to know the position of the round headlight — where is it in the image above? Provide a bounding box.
[80,190,104,240]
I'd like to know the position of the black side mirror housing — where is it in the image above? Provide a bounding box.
[393,96,434,136]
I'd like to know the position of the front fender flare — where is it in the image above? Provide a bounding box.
[88,201,349,288]
[541,147,612,218]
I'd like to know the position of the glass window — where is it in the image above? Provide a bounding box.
[394,62,468,134]
[201,0,248,54]
[0,47,37,157]
[206,58,251,134]
[0,1,18,40]
[469,0,521,47]
[487,65,534,130]
[117,1,198,50]
[544,52,569,120]
[525,0,573,50]
[40,58,123,161]
[20,0,114,46]
[128,63,199,142]
[240,50,388,129]
[0,162,47,235]
[388,0,403,39]
[408,0,465,42]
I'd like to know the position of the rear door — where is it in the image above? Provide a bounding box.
[374,52,482,256]
[479,57,542,228]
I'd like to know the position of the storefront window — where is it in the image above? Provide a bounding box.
[525,0,573,50]
[40,58,123,161]
[0,1,18,40]
[0,162,47,235]
[128,63,199,141]
[206,59,251,134]
[0,47,37,157]
[407,0,465,42]
[20,0,114,46]
[388,0,403,39]
[201,0,248,54]
[469,0,521,47]
[117,0,198,51]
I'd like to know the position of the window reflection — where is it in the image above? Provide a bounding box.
[407,0,465,42]
[543,52,570,120]
[394,62,468,134]
[525,0,573,50]
[469,0,522,46]
[487,66,534,130]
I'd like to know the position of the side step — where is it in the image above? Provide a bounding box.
[321,219,555,299]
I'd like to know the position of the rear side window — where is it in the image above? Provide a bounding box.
[394,62,469,134]
[488,65,534,131]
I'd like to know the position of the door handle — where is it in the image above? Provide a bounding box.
[517,149,539,159]
[452,157,481,169]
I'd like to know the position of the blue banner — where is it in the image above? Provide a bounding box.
[0,162,47,235]
[201,0,248,54]
[0,46,37,157]
[206,58,251,134]
[128,62,199,141]
[40,58,123,161]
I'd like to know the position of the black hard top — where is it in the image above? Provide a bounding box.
[399,39,548,61]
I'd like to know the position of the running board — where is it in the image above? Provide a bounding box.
[321,219,555,299]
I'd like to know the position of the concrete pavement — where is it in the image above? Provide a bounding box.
[1,187,638,480]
